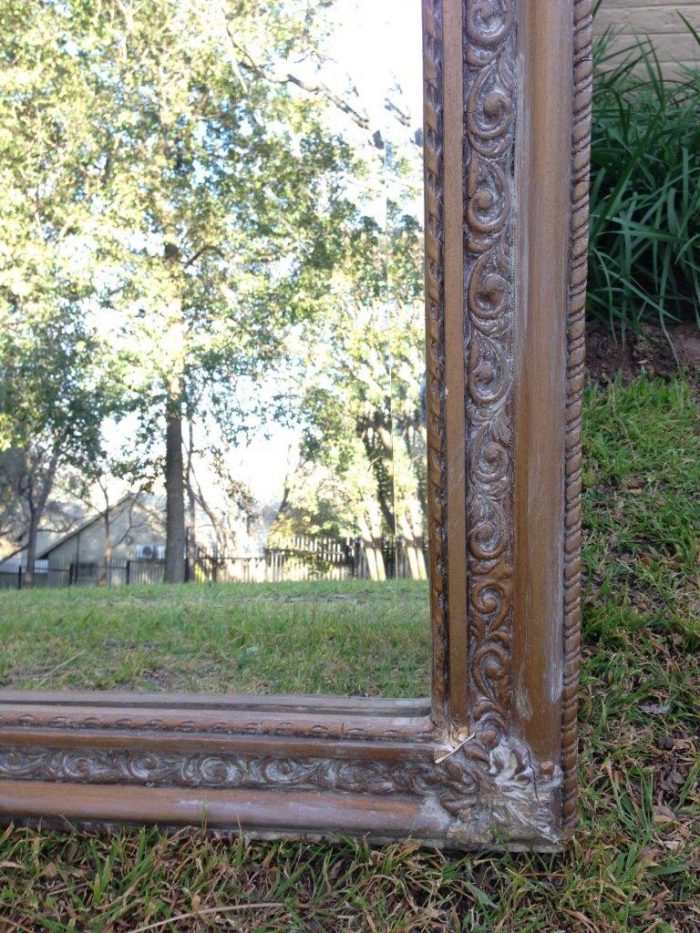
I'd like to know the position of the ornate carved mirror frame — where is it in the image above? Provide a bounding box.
[0,0,591,850]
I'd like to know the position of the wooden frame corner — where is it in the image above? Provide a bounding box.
[0,0,592,850]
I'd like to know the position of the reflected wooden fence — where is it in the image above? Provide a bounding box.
[0,536,428,590]
[262,535,429,582]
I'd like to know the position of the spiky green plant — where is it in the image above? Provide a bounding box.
[589,22,700,339]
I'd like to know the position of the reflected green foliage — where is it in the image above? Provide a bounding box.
[274,159,427,580]
[0,0,365,578]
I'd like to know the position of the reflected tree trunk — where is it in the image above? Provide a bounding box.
[102,509,112,586]
[405,541,427,581]
[22,448,59,588]
[165,381,186,584]
[24,511,40,588]
[359,510,386,581]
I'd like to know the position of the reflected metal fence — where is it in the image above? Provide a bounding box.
[0,536,429,590]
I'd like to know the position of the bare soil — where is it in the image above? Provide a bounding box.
[586,320,700,384]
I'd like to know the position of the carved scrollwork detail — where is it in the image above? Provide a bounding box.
[463,0,515,740]
[466,161,510,238]
[465,1,513,75]
[467,251,510,324]
[0,735,559,845]
[0,711,434,744]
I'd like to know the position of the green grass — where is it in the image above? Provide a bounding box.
[0,374,698,930]
[0,579,431,696]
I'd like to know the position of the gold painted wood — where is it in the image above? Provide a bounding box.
[0,0,591,850]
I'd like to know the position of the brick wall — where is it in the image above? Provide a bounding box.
[594,1,700,77]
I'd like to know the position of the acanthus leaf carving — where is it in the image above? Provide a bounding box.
[464,0,515,742]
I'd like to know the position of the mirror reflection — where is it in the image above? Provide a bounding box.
[0,0,429,696]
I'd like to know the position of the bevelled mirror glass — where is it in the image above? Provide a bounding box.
[0,0,430,699]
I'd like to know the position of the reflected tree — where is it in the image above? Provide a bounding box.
[0,0,359,581]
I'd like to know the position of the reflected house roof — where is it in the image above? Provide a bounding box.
[36,493,165,560]
[1,487,259,569]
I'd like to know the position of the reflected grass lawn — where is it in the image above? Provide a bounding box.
[0,578,431,696]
